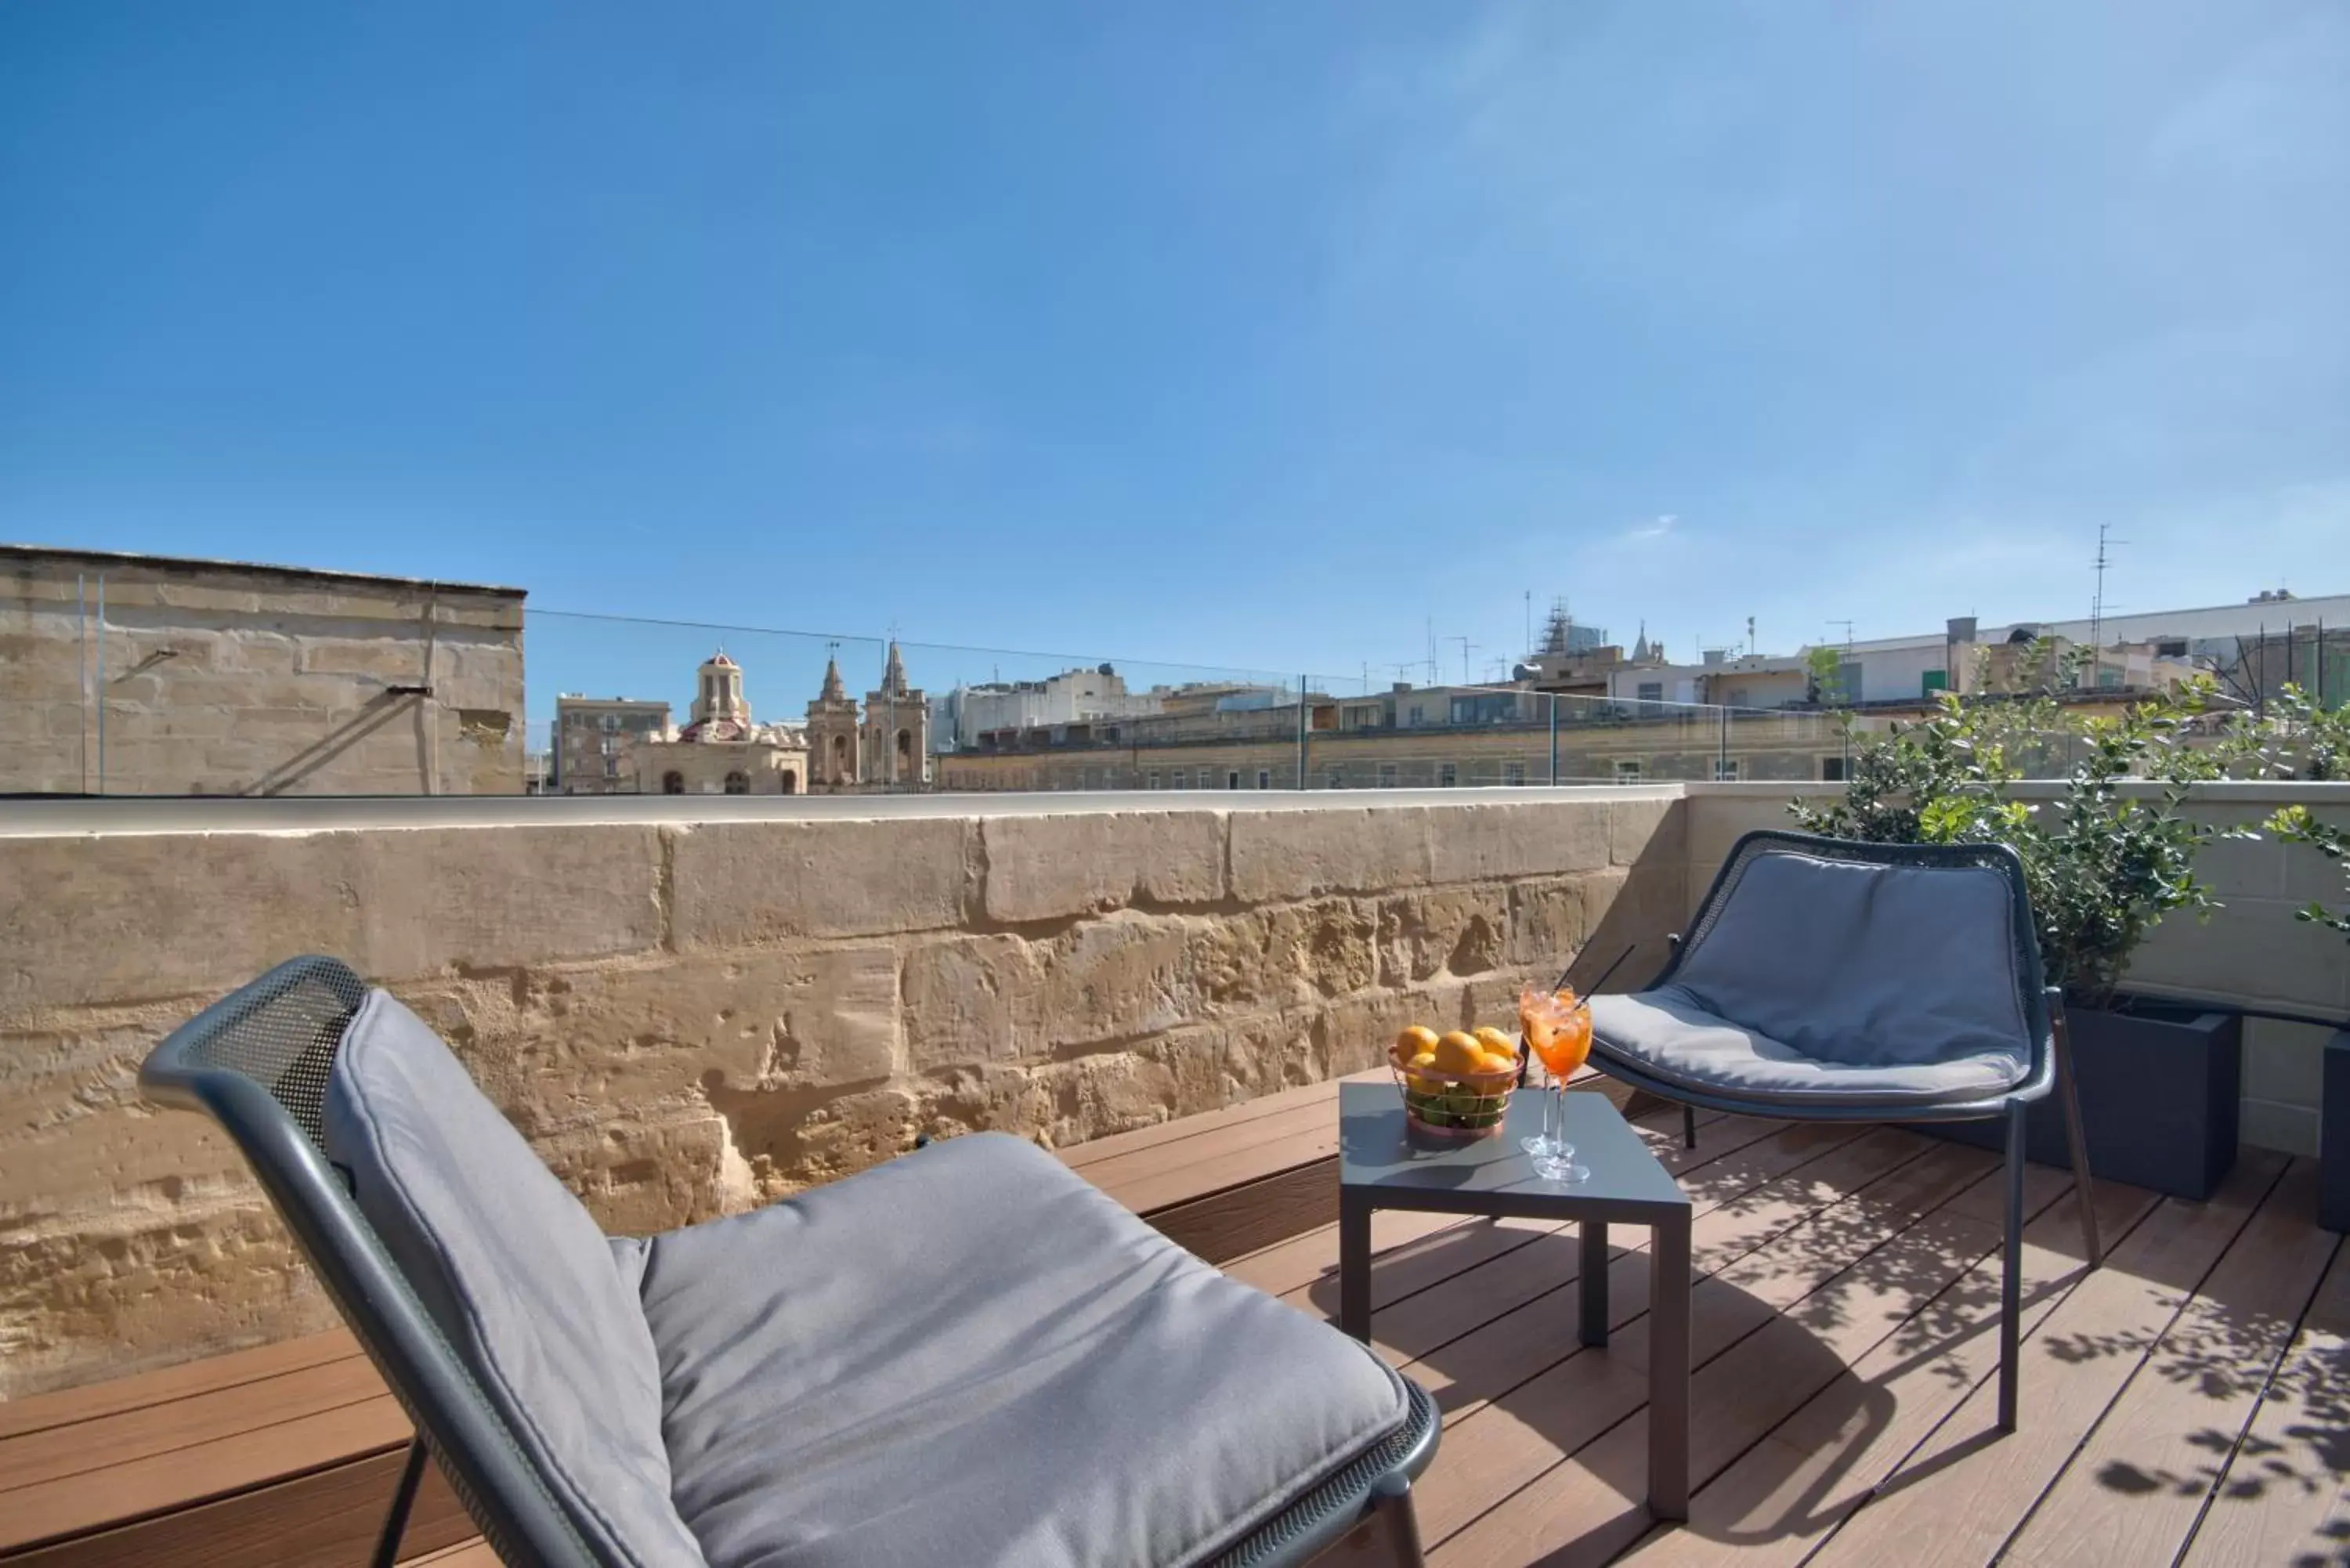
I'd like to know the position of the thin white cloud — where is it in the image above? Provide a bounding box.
[1626,513,1678,540]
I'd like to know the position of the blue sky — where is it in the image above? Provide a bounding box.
[5,1,2347,715]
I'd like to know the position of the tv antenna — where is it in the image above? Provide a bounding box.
[1827,620,1854,652]
[1448,636,1478,684]
[2089,522,2128,654]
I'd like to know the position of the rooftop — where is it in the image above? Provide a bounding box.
[4,1073,2339,1566]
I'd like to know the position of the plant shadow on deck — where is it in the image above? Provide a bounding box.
[1301,1127,2114,1563]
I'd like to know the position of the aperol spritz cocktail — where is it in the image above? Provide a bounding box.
[1518,985,1594,1182]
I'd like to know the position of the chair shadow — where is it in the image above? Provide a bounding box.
[1304,1170,2120,1561]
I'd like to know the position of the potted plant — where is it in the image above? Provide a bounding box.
[1791,667,2247,1198]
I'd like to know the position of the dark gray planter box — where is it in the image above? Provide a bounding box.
[1916,999,2240,1201]
[2324,1030,2350,1234]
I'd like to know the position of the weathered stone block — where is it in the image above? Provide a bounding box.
[670,818,972,945]
[1505,876,1591,970]
[902,934,1043,1071]
[1035,913,1198,1048]
[981,810,1225,922]
[1228,806,1432,901]
[418,948,901,1141]
[1610,795,1679,866]
[1192,898,1379,1006]
[1427,801,1610,884]
[0,825,663,1017]
[1374,888,1506,984]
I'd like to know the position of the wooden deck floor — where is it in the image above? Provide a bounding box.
[1268,1100,2349,1567]
[5,1078,2343,1566]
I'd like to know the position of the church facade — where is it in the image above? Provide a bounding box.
[805,641,929,792]
[629,652,810,795]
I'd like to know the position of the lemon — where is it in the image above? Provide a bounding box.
[1434,1031,1484,1075]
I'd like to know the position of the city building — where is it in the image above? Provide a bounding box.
[630,652,808,795]
[859,642,929,788]
[804,651,861,789]
[931,663,1161,753]
[0,544,525,796]
[552,695,671,794]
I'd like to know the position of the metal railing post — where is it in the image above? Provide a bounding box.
[1549,694,1559,783]
[1296,674,1307,789]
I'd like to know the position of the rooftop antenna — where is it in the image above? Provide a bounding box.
[1524,591,1533,660]
[1448,636,1478,683]
[1746,615,1757,656]
[2089,522,2128,657]
[1827,620,1854,656]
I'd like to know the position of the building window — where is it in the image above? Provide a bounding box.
[603,758,619,779]
[1227,770,1242,789]
[781,769,798,793]
[1407,704,1425,727]
[1256,768,1272,789]
[1147,769,1162,789]
[724,771,750,794]
[1325,765,1344,789]
[601,714,619,731]
[1636,681,1665,706]
[1820,756,1846,782]
[1713,758,1741,782]
[1437,762,1457,787]
[663,771,685,795]
[1504,761,1527,786]
[1378,763,1397,788]
[1614,759,1643,781]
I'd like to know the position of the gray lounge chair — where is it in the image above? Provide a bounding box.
[140,957,1437,1568]
[1582,830,2101,1433]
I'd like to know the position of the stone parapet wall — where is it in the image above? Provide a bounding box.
[0,789,1685,1397]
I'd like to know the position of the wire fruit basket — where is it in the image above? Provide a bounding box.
[1389,1029,1522,1144]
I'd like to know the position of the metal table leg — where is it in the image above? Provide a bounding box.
[1649,1210,1692,1520]
[1580,1219,1610,1346]
[1340,1191,1373,1342]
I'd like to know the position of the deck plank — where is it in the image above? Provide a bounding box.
[1505,1173,2160,1568]
[2181,1232,2350,1567]
[0,1331,363,1443]
[1803,1150,2290,1568]
[2002,1161,2337,1567]
[1400,1129,2048,1552]
[0,1353,392,1497]
[1611,1179,2152,1568]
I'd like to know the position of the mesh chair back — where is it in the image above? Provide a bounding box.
[1664,830,2054,1082]
[141,956,598,1568]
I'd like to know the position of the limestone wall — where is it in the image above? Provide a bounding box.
[1683,781,2350,1156]
[0,546,526,797]
[0,789,1686,1397]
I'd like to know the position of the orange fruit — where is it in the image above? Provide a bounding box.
[1396,1024,1441,1057]
[1472,1025,1517,1057]
[1474,1048,1518,1075]
[1433,1031,1485,1075]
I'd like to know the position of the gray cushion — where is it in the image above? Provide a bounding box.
[324,990,708,1567]
[1589,851,2035,1107]
[1589,990,2029,1106]
[636,1132,1408,1568]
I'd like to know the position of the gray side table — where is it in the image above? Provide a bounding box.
[1337,1081,1694,1519]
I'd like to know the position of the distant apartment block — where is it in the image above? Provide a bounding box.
[931,663,1162,752]
[0,544,525,796]
[553,693,671,794]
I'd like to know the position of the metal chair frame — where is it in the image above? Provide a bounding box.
[1579,829,2102,1433]
[141,955,1437,1567]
